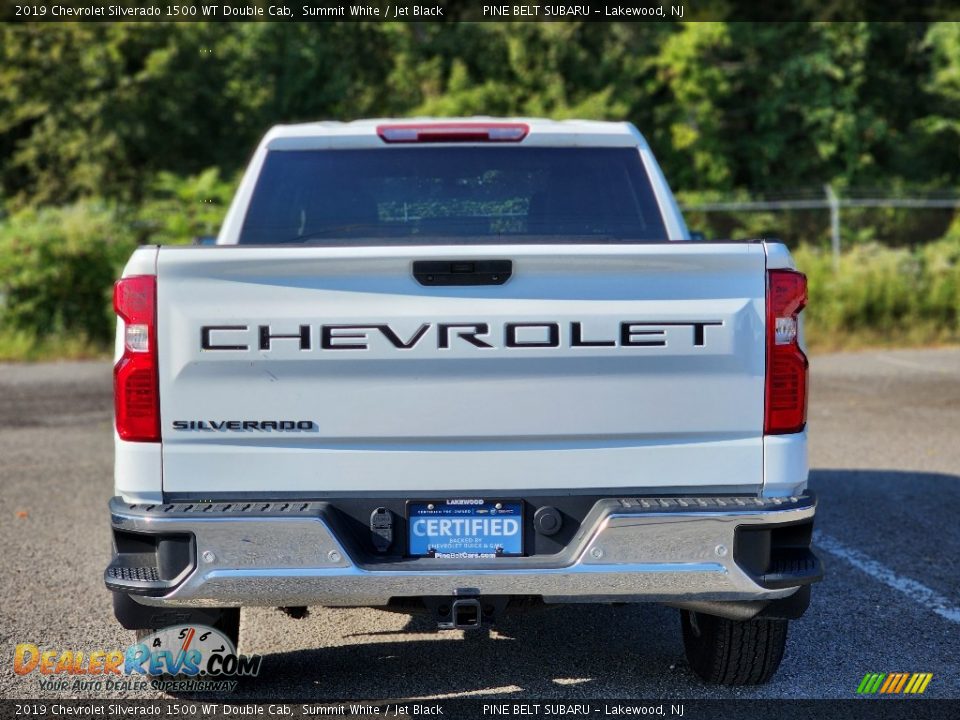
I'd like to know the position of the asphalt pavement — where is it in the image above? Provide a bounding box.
[1,349,958,701]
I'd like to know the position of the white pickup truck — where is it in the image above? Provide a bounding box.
[106,118,821,685]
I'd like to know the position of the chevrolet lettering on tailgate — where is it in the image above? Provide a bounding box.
[199,321,724,351]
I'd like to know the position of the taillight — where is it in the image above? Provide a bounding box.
[765,270,808,434]
[376,122,529,143]
[113,275,159,442]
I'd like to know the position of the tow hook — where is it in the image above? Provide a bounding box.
[427,593,507,629]
[450,598,482,629]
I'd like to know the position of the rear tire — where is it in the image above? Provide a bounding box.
[680,610,788,685]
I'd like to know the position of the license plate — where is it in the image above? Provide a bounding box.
[408,500,523,558]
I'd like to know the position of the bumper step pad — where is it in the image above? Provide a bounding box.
[761,549,823,589]
[105,553,168,593]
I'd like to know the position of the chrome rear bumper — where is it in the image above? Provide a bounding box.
[106,494,820,608]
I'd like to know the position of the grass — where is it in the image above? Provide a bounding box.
[806,329,960,354]
[0,329,110,362]
[795,238,960,352]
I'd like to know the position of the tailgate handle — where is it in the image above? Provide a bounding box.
[413,259,512,286]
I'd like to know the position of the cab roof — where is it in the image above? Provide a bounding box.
[261,117,647,150]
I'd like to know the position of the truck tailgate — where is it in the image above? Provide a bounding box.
[156,243,767,495]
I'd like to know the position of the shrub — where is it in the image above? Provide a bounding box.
[0,202,137,346]
[793,238,960,347]
[917,236,960,328]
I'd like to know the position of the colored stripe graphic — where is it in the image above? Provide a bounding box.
[857,672,933,694]
[880,673,907,693]
[905,673,933,694]
[893,673,910,693]
[904,674,920,693]
[857,673,886,694]
[880,674,896,693]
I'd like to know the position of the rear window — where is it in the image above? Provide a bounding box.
[238,147,667,245]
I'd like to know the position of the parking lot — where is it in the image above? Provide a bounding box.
[1,348,958,699]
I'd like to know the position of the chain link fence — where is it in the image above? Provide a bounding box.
[681,187,960,266]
